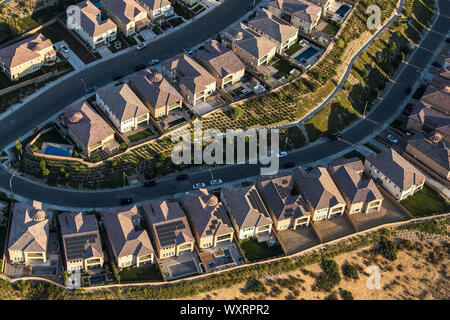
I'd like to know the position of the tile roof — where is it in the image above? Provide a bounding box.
[408,101,450,132]
[182,189,234,239]
[8,201,49,253]
[269,0,322,24]
[64,101,115,150]
[142,200,194,248]
[407,130,450,171]
[102,205,154,258]
[97,83,149,122]
[421,86,450,114]
[138,0,171,11]
[221,185,273,230]
[128,69,183,111]
[77,0,117,37]
[258,174,310,222]
[58,212,104,261]
[248,9,298,44]
[224,23,277,59]
[365,149,426,190]
[162,53,216,94]
[328,158,383,204]
[101,0,147,24]
[0,33,54,69]
[194,40,245,79]
[293,166,345,210]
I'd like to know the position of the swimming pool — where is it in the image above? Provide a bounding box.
[336,5,350,17]
[295,47,319,61]
[44,145,72,157]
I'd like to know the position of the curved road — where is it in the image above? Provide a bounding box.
[0,0,449,208]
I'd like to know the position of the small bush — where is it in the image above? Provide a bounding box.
[380,237,397,261]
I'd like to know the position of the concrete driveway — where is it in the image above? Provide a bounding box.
[55,41,86,70]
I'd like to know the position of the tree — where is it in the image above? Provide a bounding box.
[380,237,397,261]
[337,38,345,48]
[231,106,243,120]
[15,138,23,159]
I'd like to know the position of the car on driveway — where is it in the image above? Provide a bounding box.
[85,86,97,94]
[183,47,193,54]
[176,174,188,181]
[135,64,146,71]
[137,42,147,50]
[210,179,223,186]
[148,59,160,66]
[144,180,156,187]
[120,198,133,205]
[276,151,287,158]
[193,182,206,189]
[386,134,398,144]
[60,45,69,53]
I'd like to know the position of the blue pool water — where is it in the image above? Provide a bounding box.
[92,0,101,8]
[44,145,71,157]
[295,47,319,61]
[336,5,350,17]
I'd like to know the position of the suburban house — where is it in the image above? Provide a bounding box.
[328,158,384,214]
[223,23,277,70]
[72,0,118,50]
[193,40,246,89]
[406,101,450,138]
[96,83,150,133]
[8,201,49,265]
[63,101,116,157]
[421,86,450,116]
[406,131,450,180]
[58,212,104,273]
[220,185,273,241]
[293,166,346,221]
[162,53,217,106]
[257,174,311,231]
[309,0,335,14]
[102,205,155,268]
[100,0,150,37]
[128,69,183,118]
[136,0,174,21]
[364,149,426,201]
[247,9,299,54]
[432,59,450,90]
[267,0,322,34]
[0,33,56,81]
[182,189,235,250]
[143,201,195,259]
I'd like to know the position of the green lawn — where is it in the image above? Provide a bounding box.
[400,185,450,217]
[285,42,303,56]
[168,17,184,27]
[118,264,163,282]
[286,126,306,149]
[272,59,294,79]
[128,129,154,142]
[33,128,69,150]
[239,238,284,263]
[322,23,339,36]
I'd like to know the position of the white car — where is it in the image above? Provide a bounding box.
[137,42,147,50]
[60,45,69,53]
[276,151,288,158]
[241,88,248,95]
[210,179,223,186]
[192,182,206,189]
[386,134,398,144]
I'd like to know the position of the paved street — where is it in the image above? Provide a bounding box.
[0,0,448,209]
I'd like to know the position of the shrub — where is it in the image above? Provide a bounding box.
[241,278,267,294]
[231,106,243,120]
[343,264,359,280]
[340,289,354,300]
[316,259,341,292]
[380,237,397,261]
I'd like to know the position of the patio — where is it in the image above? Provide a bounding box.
[277,226,320,255]
[198,241,244,273]
[158,108,193,131]
[189,95,226,116]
